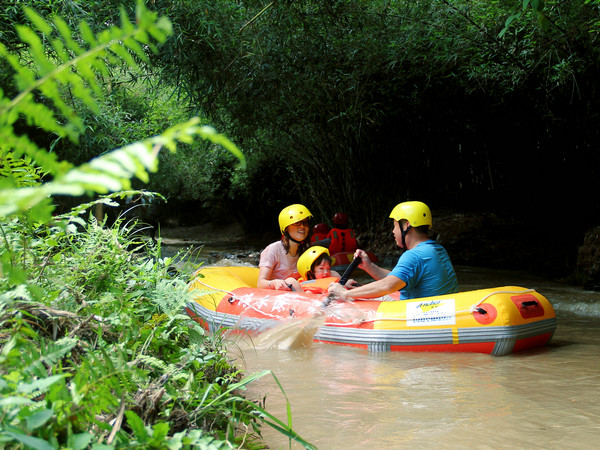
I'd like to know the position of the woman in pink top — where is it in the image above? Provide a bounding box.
[258,204,313,291]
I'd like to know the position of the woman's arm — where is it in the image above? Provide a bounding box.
[258,265,299,290]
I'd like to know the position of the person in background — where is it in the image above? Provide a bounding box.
[327,201,458,301]
[311,223,330,244]
[326,212,358,255]
[258,204,313,291]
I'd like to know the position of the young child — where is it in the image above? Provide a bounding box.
[298,246,358,293]
[297,246,340,281]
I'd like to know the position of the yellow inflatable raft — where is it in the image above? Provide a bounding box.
[186,266,557,356]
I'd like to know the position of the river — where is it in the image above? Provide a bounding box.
[164,239,600,449]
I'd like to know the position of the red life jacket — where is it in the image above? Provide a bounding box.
[326,228,357,255]
[311,232,329,243]
[311,223,330,243]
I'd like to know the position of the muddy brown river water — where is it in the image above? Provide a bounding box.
[163,233,600,449]
[225,267,600,449]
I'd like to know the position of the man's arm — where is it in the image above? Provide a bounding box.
[355,249,391,280]
[328,274,406,300]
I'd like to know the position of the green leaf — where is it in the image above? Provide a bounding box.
[27,408,54,431]
[5,432,54,450]
[79,21,97,47]
[17,374,66,395]
[124,410,149,442]
[149,422,170,445]
[0,396,33,407]
[23,7,53,36]
[70,432,93,450]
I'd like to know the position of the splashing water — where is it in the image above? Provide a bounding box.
[227,297,374,351]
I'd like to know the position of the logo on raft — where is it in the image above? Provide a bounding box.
[407,299,456,326]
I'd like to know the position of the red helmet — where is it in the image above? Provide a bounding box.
[313,223,330,234]
[332,212,349,226]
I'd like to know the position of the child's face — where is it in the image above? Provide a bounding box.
[313,261,331,279]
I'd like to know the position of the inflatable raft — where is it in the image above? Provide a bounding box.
[186,266,557,356]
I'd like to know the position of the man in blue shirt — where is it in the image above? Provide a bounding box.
[327,201,459,300]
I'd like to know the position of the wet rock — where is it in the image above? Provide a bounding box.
[577,226,600,290]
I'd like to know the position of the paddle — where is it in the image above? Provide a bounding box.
[252,256,362,350]
[321,256,361,307]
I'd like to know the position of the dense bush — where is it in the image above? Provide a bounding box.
[1,200,311,448]
[0,3,312,448]
[149,0,600,234]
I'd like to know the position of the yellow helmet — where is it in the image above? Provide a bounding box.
[389,201,432,228]
[297,246,329,279]
[278,204,313,233]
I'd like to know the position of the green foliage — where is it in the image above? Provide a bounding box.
[5,0,600,236]
[0,0,244,224]
[0,153,45,188]
[499,0,550,37]
[137,0,600,234]
[1,206,314,448]
[0,2,311,449]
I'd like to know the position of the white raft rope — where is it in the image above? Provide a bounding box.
[347,288,537,326]
[191,278,536,326]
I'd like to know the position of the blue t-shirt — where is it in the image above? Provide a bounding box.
[389,240,459,300]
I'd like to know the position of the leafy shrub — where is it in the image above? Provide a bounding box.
[0,2,313,449]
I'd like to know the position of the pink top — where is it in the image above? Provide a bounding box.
[259,241,300,280]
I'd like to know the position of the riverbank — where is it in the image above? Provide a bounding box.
[158,222,248,247]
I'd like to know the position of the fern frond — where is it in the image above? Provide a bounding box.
[0,153,45,187]
[136,355,168,372]
[0,0,172,177]
[0,1,243,224]
[0,118,243,220]
[20,338,78,378]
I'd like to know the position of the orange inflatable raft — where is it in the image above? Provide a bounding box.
[186,266,557,356]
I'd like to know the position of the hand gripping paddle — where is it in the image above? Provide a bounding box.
[321,256,362,307]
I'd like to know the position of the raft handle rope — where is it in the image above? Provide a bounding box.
[192,277,320,321]
[338,288,538,326]
[191,277,537,326]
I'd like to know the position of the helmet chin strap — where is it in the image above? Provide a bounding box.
[400,225,412,249]
[284,231,305,245]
